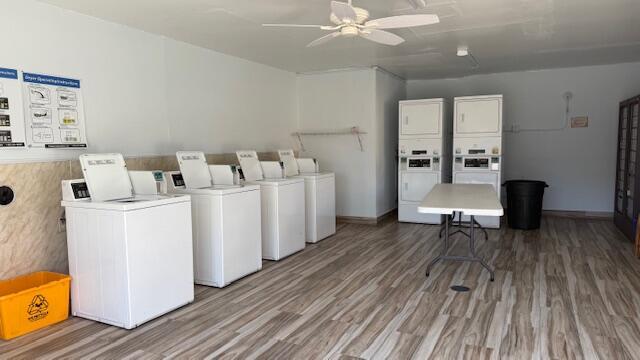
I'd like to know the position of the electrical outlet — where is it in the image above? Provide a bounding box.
[58,212,66,233]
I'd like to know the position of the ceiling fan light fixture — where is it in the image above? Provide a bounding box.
[341,26,359,37]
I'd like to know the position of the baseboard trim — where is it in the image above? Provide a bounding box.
[541,210,613,220]
[338,208,613,224]
[337,209,397,225]
[336,216,377,225]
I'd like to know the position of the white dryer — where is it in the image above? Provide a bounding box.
[236,150,305,260]
[278,150,336,243]
[163,151,262,288]
[61,153,194,329]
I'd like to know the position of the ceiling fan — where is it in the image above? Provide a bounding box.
[263,0,439,47]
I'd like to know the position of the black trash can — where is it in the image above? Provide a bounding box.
[503,180,548,230]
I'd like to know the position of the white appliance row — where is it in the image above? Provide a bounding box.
[398,95,504,228]
[61,150,336,330]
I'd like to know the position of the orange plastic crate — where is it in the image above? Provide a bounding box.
[0,271,71,340]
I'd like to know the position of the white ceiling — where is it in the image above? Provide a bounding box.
[39,0,640,79]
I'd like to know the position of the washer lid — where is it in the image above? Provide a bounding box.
[128,171,158,195]
[62,194,191,211]
[296,172,334,180]
[176,151,213,189]
[297,158,317,174]
[208,165,235,186]
[236,150,264,182]
[80,153,133,202]
[247,178,304,187]
[278,149,299,177]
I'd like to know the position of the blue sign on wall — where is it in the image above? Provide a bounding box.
[0,67,18,80]
[23,72,80,88]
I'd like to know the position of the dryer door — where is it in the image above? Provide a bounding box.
[401,172,439,202]
[455,99,501,135]
[400,102,442,136]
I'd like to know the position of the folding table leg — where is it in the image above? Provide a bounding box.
[426,214,495,281]
[426,214,449,277]
[469,215,495,281]
[439,211,487,240]
[472,217,489,240]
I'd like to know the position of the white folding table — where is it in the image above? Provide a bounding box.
[418,184,503,281]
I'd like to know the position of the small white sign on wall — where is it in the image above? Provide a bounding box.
[571,116,589,128]
[22,72,87,148]
[0,67,26,148]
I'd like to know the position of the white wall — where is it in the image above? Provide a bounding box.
[375,70,405,217]
[0,0,168,161]
[297,68,405,218]
[0,0,297,163]
[297,69,377,218]
[408,62,640,212]
[164,41,297,153]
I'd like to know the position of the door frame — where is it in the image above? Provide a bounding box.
[615,97,639,240]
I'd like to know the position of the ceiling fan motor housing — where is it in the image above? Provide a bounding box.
[330,7,370,25]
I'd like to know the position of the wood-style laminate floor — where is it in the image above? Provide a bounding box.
[3,216,640,359]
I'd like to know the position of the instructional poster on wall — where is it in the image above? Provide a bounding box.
[22,72,87,148]
[0,67,26,148]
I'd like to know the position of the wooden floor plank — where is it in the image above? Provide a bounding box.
[2,216,640,359]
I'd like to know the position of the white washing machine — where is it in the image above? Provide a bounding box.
[236,150,305,260]
[452,154,502,228]
[452,95,504,228]
[398,98,452,224]
[61,153,194,329]
[399,151,443,224]
[278,150,336,243]
[163,151,262,288]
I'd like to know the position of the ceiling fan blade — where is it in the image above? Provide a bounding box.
[331,1,357,22]
[407,0,427,9]
[365,14,440,29]
[263,24,333,29]
[361,29,405,46]
[307,32,341,47]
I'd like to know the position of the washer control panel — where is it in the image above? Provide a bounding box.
[403,156,440,172]
[171,173,185,187]
[464,158,489,168]
[62,179,91,201]
[409,158,431,168]
[399,139,441,158]
[454,156,500,171]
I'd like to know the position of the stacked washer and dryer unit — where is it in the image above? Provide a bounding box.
[452,95,504,228]
[398,98,452,224]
